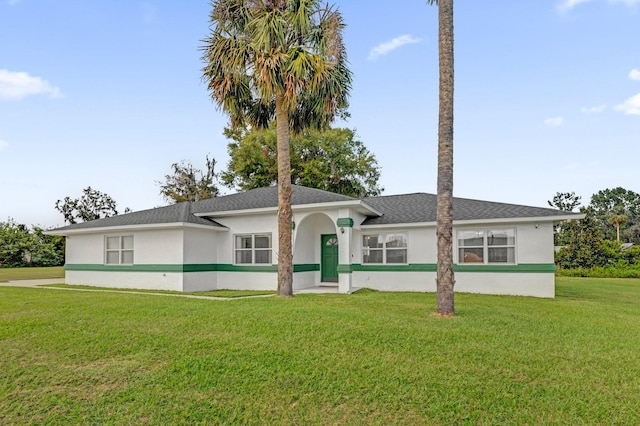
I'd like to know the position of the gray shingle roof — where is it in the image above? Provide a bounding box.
[191,185,354,214]
[50,201,225,232]
[50,185,354,232]
[361,193,581,225]
[50,185,578,233]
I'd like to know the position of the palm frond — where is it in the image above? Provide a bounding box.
[201,0,351,131]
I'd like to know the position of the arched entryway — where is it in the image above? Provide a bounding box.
[293,213,338,289]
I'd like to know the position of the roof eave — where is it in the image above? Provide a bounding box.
[360,213,585,228]
[453,214,585,226]
[45,221,228,236]
[195,200,383,218]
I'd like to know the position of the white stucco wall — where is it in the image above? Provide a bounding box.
[134,229,184,264]
[65,233,107,265]
[348,221,556,297]
[65,270,183,291]
[65,225,221,292]
[183,272,217,292]
[216,272,276,290]
[351,271,555,297]
[352,271,436,292]
[352,226,436,264]
[293,271,318,289]
[293,213,336,264]
[513,222,555,264]
[455,272,555,298]
[66,228,187,265]
[452,222,554,264]
[183,228,219,264]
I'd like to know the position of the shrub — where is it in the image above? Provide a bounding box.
[556,265,640,278]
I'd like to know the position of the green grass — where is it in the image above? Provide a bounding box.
[1,277,639,424]
[42,284,276,298]
[0,266,64,282]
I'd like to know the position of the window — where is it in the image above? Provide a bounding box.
[362,233,407,264]
[105,236,134,265]
[235,234,272,265]
[457,229,515,264]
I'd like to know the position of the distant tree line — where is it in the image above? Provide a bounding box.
[0,219,64,268]
[157,125,383,204]
[550,187,640,277]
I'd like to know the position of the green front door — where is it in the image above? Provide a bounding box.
[321,234,339,283]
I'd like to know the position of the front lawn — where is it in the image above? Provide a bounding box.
[0,266,64,282]
[1,277,639,424]
[43,284,276,298]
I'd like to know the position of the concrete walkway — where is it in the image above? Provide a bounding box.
[0,279,276,300]
[0,278,64,287]
[0,279,350,297]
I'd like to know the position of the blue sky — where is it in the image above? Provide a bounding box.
[1,0,639,228]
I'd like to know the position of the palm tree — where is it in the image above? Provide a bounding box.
[201,0,351,296]
[428,0,455,315]
[607,213,628,242]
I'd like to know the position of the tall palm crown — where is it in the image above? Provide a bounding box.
[201,0,352,296]
[201,0,351,131]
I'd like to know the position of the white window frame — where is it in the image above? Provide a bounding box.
[104,235,134,265]
[456,228,516,265]
[362,233,408,264]
[234,233,272,265]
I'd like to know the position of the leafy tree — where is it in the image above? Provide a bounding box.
[0,220,64,267]
[428,0,455,315]
[201,0,352,296]
[548,191,581,212]
[55,187,121,224]
[624,224,640,245]
[589,187,640,242]
[222,125,382,198]
[158,155,219,203]
[555,208,607,270]
[548,191,583,245]
[0,220,31,267]
[29,227,65,266]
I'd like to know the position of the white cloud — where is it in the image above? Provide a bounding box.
[6,0,22,5]
[544,117,565,127]
[615,93,640,115]
[368,35,422,61]
[0,69,62,100]
[557,0,593,12]
[581,104,607,113]
[629,69,640,81]
[609,0,640,6]
[0,139,8,151]
[557,0,639,11]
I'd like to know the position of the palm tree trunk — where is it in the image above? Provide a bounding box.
[275,93,293,297]
[436,0,455,315]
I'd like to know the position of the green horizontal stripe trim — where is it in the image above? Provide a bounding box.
[337,264,437,273]
[213,264,278,273]
[65,263,319,273]
[66,263,555,274]
[293,264,320,273]
[65,264,185,272]
[337,263,555,273]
